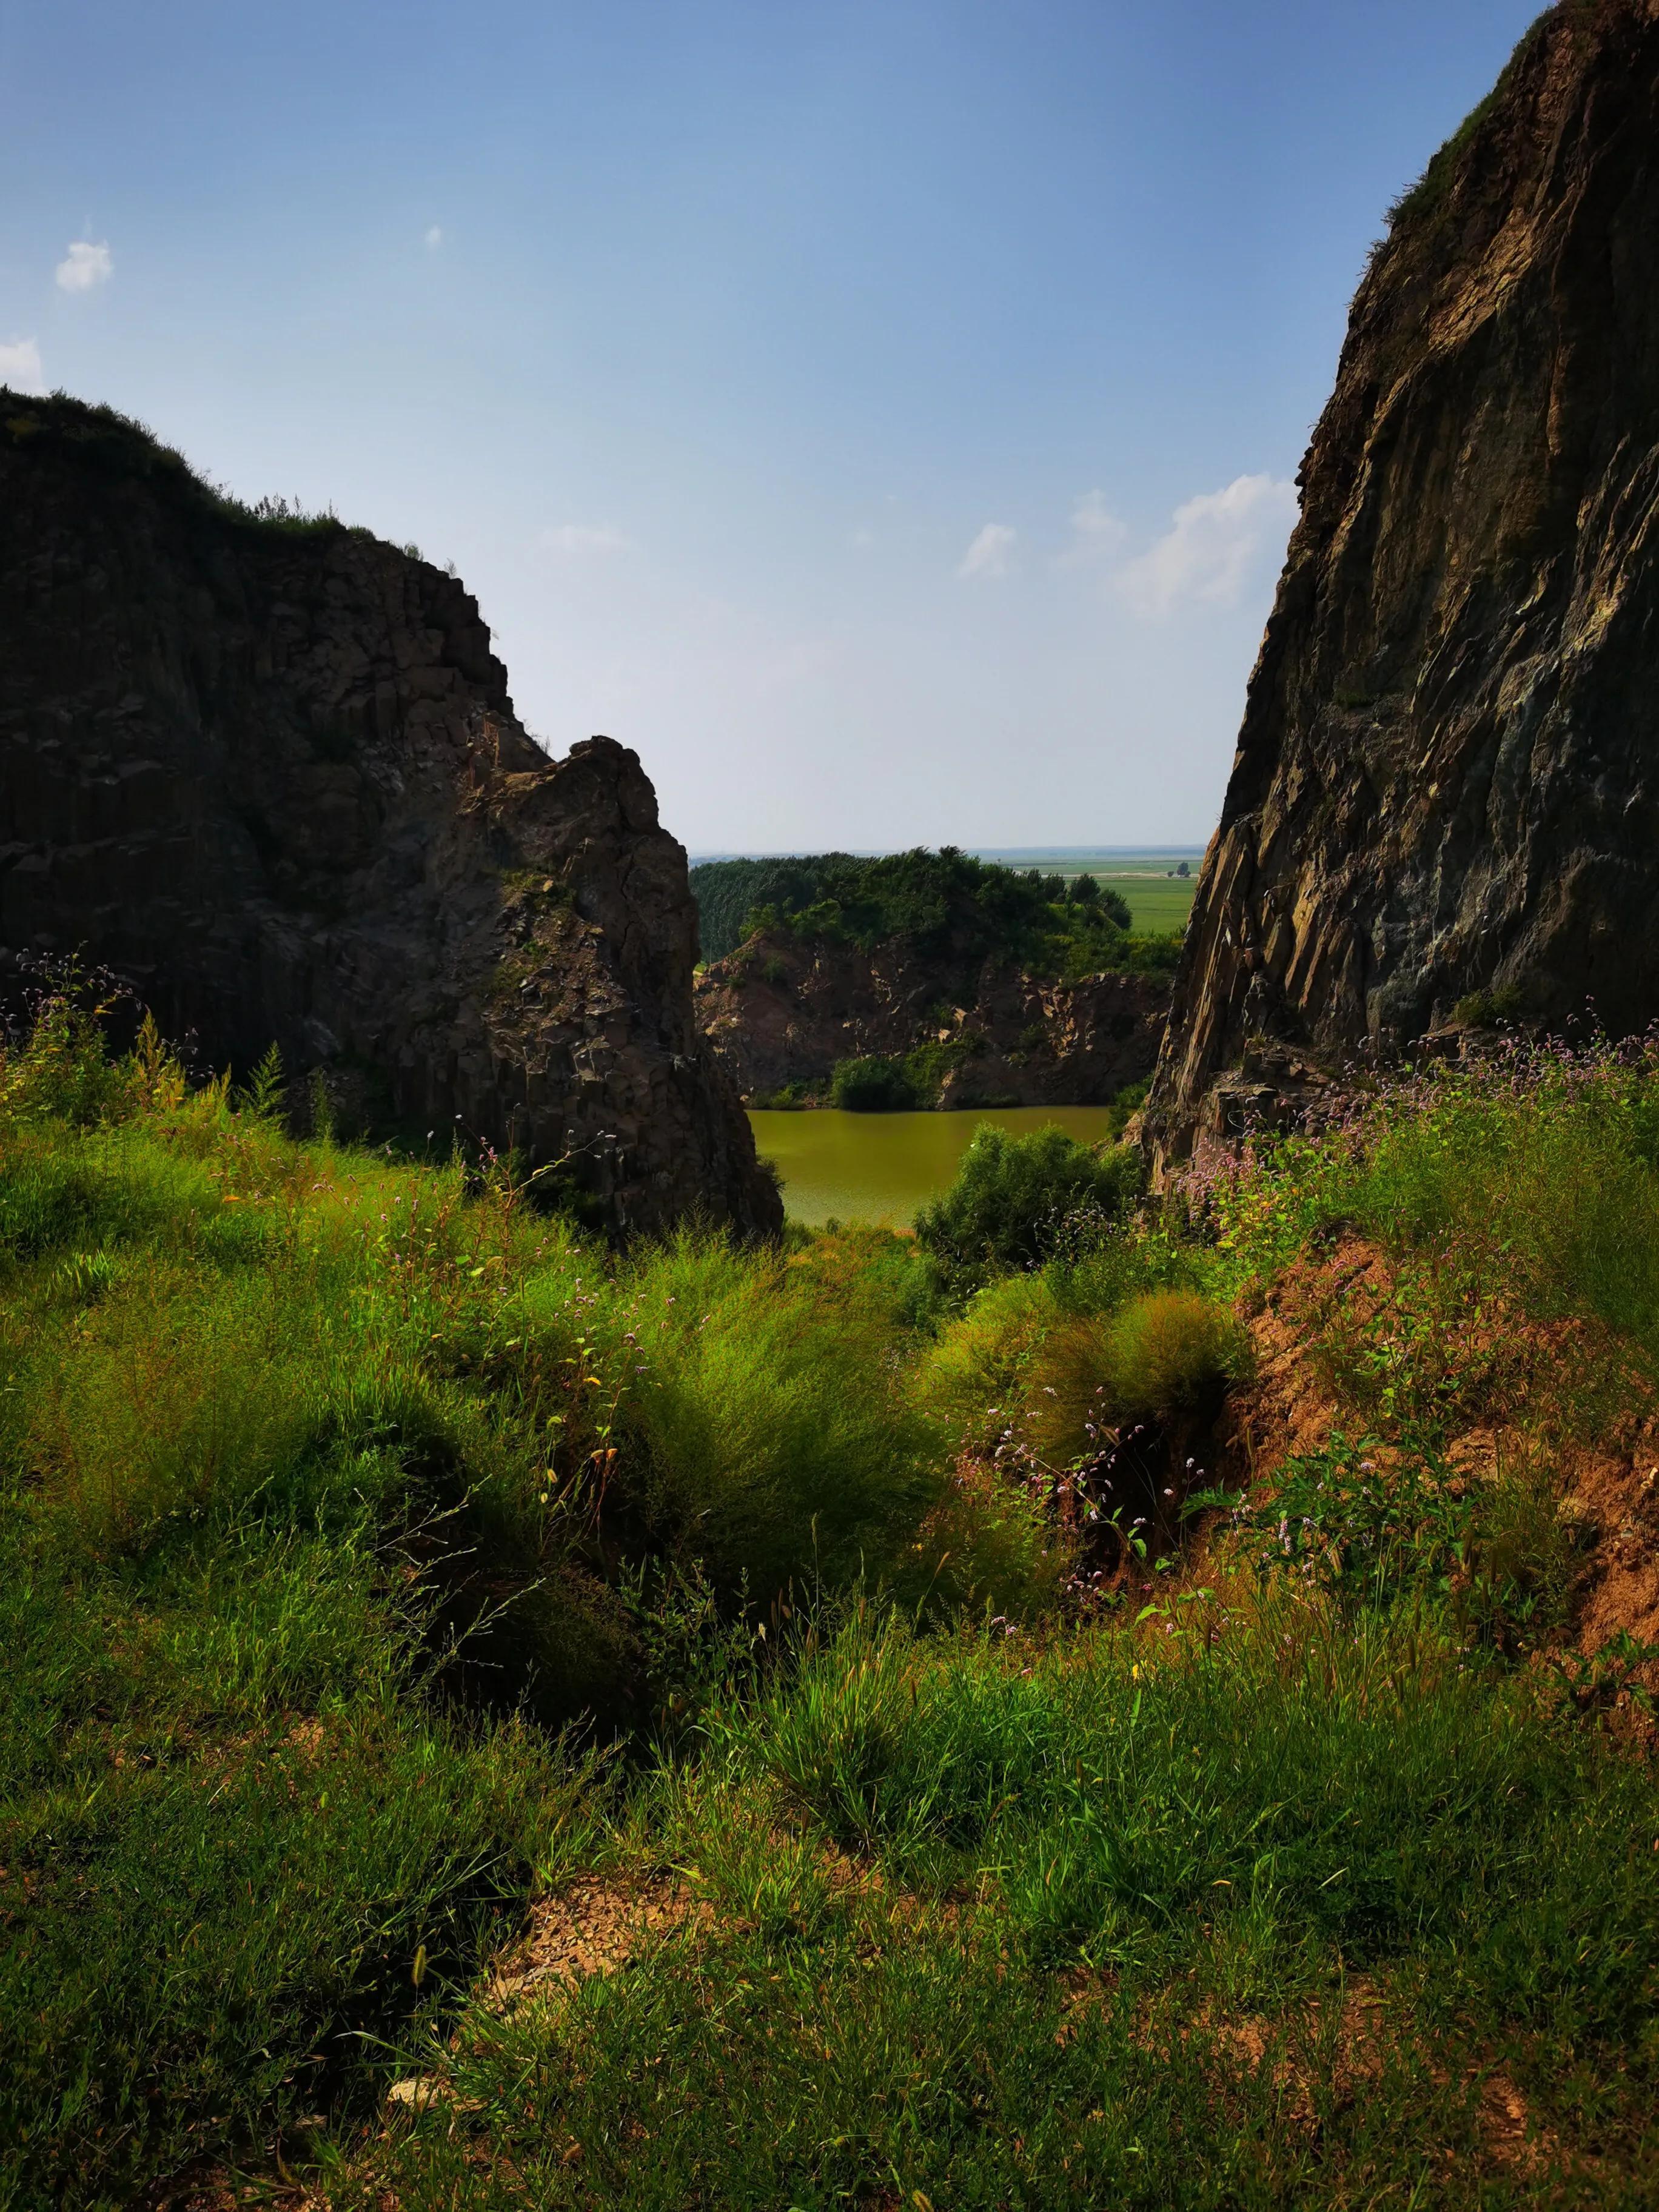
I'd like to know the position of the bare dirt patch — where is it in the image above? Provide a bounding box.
[484,1873,707,2010]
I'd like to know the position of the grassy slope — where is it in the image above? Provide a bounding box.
[4,1010,1659,2208]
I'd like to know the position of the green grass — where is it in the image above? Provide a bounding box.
[1210,1039,1659,1370]
[336,1600,1659,2208]
[0,1001,966,2204]
[5,1002,1659,2206]
[1097,871,1197,934]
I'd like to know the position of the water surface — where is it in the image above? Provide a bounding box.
[748,1105,1122,1228]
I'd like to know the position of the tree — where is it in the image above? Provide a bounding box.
[831,1056,918,1111]
[913,1123,1142,1285]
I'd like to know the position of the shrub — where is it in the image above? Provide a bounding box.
[831,1055,918,1112]
[1026,1289,1247,1463]
[614,1236,947,1600]
[1449,982,1527,1027]
[915,1272,1059,1452]
[914,1124,1141,1285]
[1102,1287,1248,1421]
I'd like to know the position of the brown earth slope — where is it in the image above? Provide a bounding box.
[0,394,779,1238]
[1150,0,1659,1164]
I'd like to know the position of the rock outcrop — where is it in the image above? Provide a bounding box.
[0,393,780,1238]
[695,930,1165,1107]
[1149,0,1659,1164]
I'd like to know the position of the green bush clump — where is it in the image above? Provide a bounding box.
[1100,1286,1250,1420]
[914,1123,1142,1286]
[605,1235,947,1598]
[1027,1288,1248,1464]
[830,1054,918,1111]
[915,1272,1060,1452]
[1449,982,1529,1027]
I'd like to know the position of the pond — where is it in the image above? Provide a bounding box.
[748,1105,1124,1228]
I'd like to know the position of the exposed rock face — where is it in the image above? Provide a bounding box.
[695,930,1165,1107]
[0,394,780,1238]
[1149,0,1659,1164]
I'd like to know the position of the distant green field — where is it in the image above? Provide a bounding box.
[1099,874,1196,933]
[970,848,1201,935]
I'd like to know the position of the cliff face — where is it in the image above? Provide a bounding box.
[0,395,780,1238]
[1149,0,1659,1161]
[695,931,1165,1107]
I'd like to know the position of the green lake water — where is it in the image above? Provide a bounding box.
[748,1105,1122,1228]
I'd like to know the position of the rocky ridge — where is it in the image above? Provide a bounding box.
[0,393,779,1238]
[695,930,1165,1107]
[1149,0,1659,1166]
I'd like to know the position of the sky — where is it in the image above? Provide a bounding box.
[0,0,1540,854]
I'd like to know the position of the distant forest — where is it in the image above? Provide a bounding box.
[689,848,1178,980]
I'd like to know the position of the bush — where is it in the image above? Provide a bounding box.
[914,1124,1141,1285]
[612,1235,947,1601]
[831,1055,918,1112]
[1027,1289,1248,1463]
[1101,1287,1249,1420]
[915,1273,1059,1452]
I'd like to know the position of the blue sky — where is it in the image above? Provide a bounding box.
[0,0,1538,851]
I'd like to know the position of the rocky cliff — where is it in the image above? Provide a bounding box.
[695,930,1165,1107]
[1148,0,1659,1163]
[0,393,780,1238]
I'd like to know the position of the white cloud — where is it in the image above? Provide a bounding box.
[55,240,112,292]
[424,225,444,250]
[1056,488,1128,567]
[0,337,44,392]
[537,523,635,557]
[957,521,1016,580]
[1118,474,1297,617]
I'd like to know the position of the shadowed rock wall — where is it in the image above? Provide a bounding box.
[695,931,1165,1107]
[1149,0,1659,1162]
[0,394,779,1238]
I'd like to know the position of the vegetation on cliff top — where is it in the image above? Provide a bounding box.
[1381,4,1605,246]
[692,846,1179,980]
[3,986,1657,2207]
[1,387,382,546]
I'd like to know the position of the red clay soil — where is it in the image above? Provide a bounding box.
[1216,1235,1659,1674]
